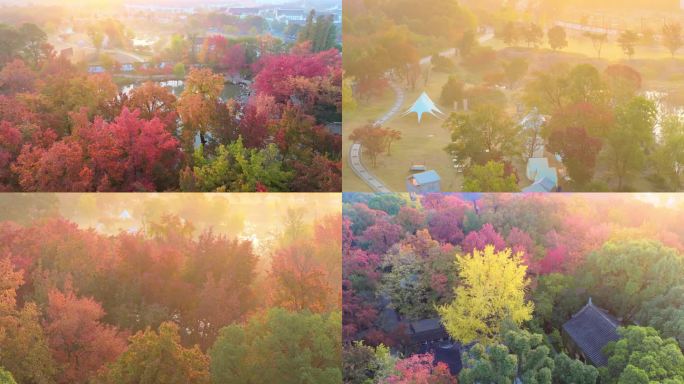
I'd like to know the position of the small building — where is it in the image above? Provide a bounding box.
[276,9,307,24]
[88,65,105,74]
[409,318,449,346]
[229,7,261,18]
[522,177,557,193]
[562,298,621,367]
[407,170,441,195]
[433,342,463,375]
[524,157,558,193]
[325,122,341,135]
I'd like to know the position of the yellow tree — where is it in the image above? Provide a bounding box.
[438,245,533,345]
[177,68,224,149]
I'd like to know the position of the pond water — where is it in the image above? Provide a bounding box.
[644,90,684,143]
[121,80,244,102]
[120,80,248,150]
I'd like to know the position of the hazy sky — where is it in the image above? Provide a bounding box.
[0,0,304,6]
[0,193,341,250]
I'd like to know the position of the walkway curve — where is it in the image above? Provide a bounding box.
[349,27,494,192]
[348,80,404,193]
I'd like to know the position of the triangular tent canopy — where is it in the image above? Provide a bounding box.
[403,92,444,123]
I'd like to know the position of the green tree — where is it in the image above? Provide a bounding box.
[166,34,189,62]
[18,23,47,66]
[461,331,596,384]
[0,295,56,384]
[440,76,464,108]
[459,344,517,384]
[617,365,649,384]
[439,246,533,345]
[617,30,639,59]
[503,328,553,383]
[182,138,293,192]
[566,64,606,106]
[381,236,456,319]
[458,29,477,58]
[524,63,608,114]
[463,161,519,192]
[583,240,683,319]
[662,22,683,57]
[0,367,16,384]
[533,274,582,329]
[500,22,519,46]
[100,322,210,384]
[367,194,405,215]
[502,58,528,89]
[584,32,608,58]
[343,342,396,384]
[653,115,684,190]
[0,259,55,384]
[342,77,357,113]
[173,62,186,78]
[343,342,376,384]
[522,64,571,114]
[298,11,336,52]
[0,25,22,65]
[636,284,684,349]
[444,105,522,167]
[547,26,568,51]
[209,309,341,384]
[605,97,656,190]
[88,26,105,54]
[553,353,598,384]
[523,23,544,48]
[603,326,684,383]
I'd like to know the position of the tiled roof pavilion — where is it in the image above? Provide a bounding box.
[562,298,621,366]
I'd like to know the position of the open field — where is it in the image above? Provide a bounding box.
[345,31,684,192]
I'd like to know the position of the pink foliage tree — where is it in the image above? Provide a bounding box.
[221,43,247,76]
[462,223,506,254]
[538,245,569,274]
[383,353,456,384]
[506,227,537,268]
[427,207,466,245]
[361,219,404,255]
[252,48,341,104]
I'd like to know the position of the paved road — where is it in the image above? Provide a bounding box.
[348,80,404,193]
[108,48,147,63]
[348,28,494,192]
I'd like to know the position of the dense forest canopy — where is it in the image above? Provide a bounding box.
[343,193,684,383]
[0,193,342,384]
[0,8,342,192]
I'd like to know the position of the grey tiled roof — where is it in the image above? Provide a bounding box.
[410,318,448,344]
[562,299,621,366]
[411,318,443,334]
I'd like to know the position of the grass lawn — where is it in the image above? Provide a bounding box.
[342,88,397,192]
[344,71,465,192]
[377,72,464,192]
[344,33,684,192]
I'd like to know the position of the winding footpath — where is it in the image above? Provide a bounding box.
[348,81,404,192]
[349,28,495,192]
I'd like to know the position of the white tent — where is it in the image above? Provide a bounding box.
[402,92,445,123]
